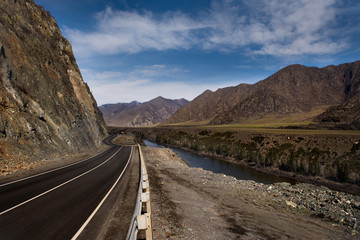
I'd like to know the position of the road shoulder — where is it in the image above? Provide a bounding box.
[0,145,109,184]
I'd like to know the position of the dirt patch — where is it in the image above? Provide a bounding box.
[113,134,138,145]
[143,146,359,239]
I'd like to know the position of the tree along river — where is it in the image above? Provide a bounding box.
[144,140,296,185]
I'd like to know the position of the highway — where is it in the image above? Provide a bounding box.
[0,138,139,239]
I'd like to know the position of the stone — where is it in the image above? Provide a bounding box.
[274,182,291,188]
[286,200,297,208]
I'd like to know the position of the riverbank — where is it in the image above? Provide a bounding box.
[129,127,360,195]
[145,139,297,184]
[143,146,359,239]
[164,141,360,195]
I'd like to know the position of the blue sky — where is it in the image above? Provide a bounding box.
[35,0,360,105]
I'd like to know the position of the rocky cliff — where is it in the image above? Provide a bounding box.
[100,97,188,127]
[0,0,107,167]
[166,61,360,126]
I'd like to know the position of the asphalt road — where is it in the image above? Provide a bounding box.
[0,141,137,240]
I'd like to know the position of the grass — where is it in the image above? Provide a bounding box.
[162,120,211,127]
[203,125,360,135]
[163,106,329,127]
[159,106,360,136]
[161,122,360,136]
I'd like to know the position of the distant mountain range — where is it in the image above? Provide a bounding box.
[101,60,360,129]
[165,60,360,129]
[100,97,188,127]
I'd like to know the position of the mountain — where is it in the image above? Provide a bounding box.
[99,101,141,118]
[315,94,360,130]
[100,97,189,127]
[0,0,107,164]
[166,61,360,126]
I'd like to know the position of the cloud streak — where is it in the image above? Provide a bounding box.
[65,0,348,57]
[248,0,345,55]
[201,0,347,55]
[65,7,207,56]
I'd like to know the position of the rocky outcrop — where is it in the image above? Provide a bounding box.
[166,61,360,126]
[100,97,188,127]
[0,0,107,167]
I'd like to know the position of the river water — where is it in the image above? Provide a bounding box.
[144,140,296,185]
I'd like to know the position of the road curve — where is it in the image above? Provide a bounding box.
[0,142,136,240]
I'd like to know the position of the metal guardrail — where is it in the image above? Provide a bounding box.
[126,144,153,240]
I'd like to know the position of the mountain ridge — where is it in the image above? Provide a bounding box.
[100,96,188,127]
[165,60,360,127]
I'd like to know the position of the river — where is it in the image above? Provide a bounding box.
[144,140,296,185]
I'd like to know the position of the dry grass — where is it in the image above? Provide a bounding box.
[113,134,137,145]
[163,120,210,127]
[162,105,330,128]
[159,123,360,135]
[159,105,360,135]
[160,123,360,136]
[203,125,360,135]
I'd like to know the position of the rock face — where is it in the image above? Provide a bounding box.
[0,0,107,164]
[100,97,188,127]
[166,61,360,126]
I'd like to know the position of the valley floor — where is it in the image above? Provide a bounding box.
[143,146,360,239]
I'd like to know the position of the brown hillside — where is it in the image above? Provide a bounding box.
[166,61,360,125]
[315,93,360,129]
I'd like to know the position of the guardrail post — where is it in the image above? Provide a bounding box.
[136,213,151,230]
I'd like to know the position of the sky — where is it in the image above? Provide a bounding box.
[34,0,360,105]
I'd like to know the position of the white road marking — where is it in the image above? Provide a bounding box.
[0,147,111,188]
[71,146,134,240]
[0,147,123,216]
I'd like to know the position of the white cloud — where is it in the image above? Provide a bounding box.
[65,0,347,57]
[65,7,208,56]
[203,0,345,55]
[131,64,187,77]
[249,0,345,55]
[82,64,186,84]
